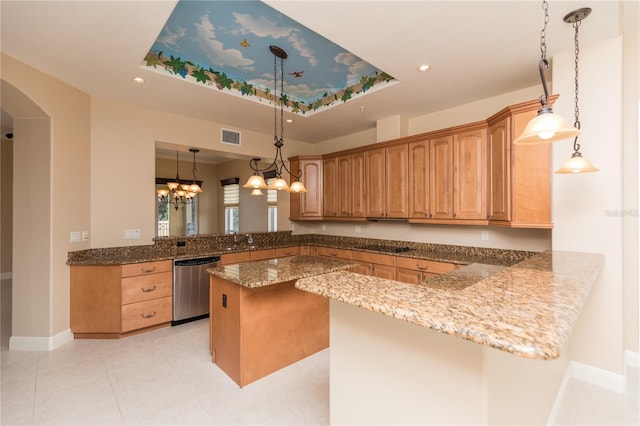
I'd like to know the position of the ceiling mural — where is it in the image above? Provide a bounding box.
[142,0,395,116]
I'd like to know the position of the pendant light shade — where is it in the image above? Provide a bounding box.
[514,109,580,144]
[250,188,264,196]
[243,170,268,189]
[289,180,307,193]
[268,177,289,191]
[514,0,576,145]
[555,151,599,174]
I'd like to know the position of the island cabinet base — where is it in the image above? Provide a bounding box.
[330,300,570,425]
[210,276,329,387]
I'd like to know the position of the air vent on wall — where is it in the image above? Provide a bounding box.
[221,129,241,146]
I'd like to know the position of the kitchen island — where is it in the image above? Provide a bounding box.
[207,255,354,387]
[296,250,604,425]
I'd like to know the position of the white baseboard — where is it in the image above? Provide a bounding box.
[571,361,626,393]
[625,350,640,369]
[0,272,12,280]
[9,328,73,351]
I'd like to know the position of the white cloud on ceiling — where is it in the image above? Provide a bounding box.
[334,52,370,85]
[232,12,291,39]
[157,25,187,48]
[288,31,317,68]
[194,14,254,70]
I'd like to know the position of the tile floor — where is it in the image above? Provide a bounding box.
[1,279,638,425]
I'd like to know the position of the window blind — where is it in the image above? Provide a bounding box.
[266,178,277,204]
[223,183,239,206]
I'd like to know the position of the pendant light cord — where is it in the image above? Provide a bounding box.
[537,0,551,108]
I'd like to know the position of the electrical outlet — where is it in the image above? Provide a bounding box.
[70,231,81,243]
[124,229,141,239]
[81,231,89,241]
[321,224,326,231]
[355,225,362,233]
[481,231,489,241]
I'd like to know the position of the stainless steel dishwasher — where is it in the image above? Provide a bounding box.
[172,255,221,325]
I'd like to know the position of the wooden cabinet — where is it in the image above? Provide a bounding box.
[351,250,396,279]
[250,248,276,261]
[289,156,323,220]
[300,245,318,256]
[430,135,454,219]
[317,247,353,260]
[351,151,366,218]
[71,260,173,338]
[275,246,300,257]
[221,251,251,265]
[337,155,353,217]
[324,153,365,220]
[487,98,553,228]
[395,257,456,284]
[322,156,339,217]
[454,128,487,221]
[408,139,430,218]
[364,144,408,218]
[409,123,488,225]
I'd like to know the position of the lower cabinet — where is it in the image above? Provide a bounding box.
[70,260,173,338]
[351,251,397,279]
[395,257,456,284]
[317,247,353,260]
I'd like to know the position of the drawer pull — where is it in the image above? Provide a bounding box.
[285,251,292,255]
[140,311,157,319]
[330,252,337,256]
[141,266,157,274]
[141,285,156,293]
[416,264,429,271]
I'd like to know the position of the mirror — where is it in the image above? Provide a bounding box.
[155,144,290,237]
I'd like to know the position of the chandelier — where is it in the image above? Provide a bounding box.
[555,8,599,174]
[514,0,581,145]
[157,148,203,210]
[242,46,306,194]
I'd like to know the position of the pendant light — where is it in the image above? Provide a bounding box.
[556,8,599,174]
[242,46,306,193]
[514,0,580,145]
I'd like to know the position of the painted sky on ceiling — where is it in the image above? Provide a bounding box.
[142,0,394,115]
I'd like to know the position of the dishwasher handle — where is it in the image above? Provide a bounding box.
[174,256,221,267]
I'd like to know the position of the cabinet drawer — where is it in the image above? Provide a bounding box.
[395,257,456,274]
[121,296,172,332]
[317,247,353,260]
[250,249,277,261]
[351,250,396,267]
[221,251,251,265]
[122,260,172,278]
[122,272,172,305]
[275,246,300,257]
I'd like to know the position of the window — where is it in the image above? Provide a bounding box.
[266,178,277,232]
[156,183,198,236]
[222,179,240,234]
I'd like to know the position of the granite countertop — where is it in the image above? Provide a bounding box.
[207,255,355,289]
[295,250,604,360]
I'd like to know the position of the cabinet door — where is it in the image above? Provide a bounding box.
[364,148,386,217]
[429,136,454,219]
[372,264,396,280]
[396,268,422,284]
[337,155,352,217]
[289,157,323,219]
[385,144,409,218]
[408,140,430,218]
[488,117,511,221]
[352,261,371,275]
[351,152,366,218]
[323,157,338,217]
[454,129,487,220]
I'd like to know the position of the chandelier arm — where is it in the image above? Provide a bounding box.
[249,157,279,173]
[537,59,551,108]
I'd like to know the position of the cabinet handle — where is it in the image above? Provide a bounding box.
[141,266,157,274]
[453,213,457,218]
[140,311,157,319]
[416,264,429,271]
[141,285,156,293]
[330,252,337,257]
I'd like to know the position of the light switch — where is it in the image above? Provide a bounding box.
[70,231,81,243]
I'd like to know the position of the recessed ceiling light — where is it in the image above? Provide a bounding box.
[132,77,145,84]
[286,119,293,123]
[418,64,431,72]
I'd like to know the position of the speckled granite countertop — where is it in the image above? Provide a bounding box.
[295,250,604,360]
[207,255,355,289]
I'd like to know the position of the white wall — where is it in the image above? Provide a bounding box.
[551,36,625,374]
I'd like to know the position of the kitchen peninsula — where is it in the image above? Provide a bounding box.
[207,255,354,387]
[295,250,604,425]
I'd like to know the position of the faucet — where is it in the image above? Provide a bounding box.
[233,233,254,247]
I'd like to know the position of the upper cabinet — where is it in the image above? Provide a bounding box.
[289,156,323,220]
[289,97,553,229]
[364,144,408,218]
[487,98,553,229]
[408,122,488,224]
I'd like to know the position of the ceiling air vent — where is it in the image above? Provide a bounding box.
[221,129,241,146]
